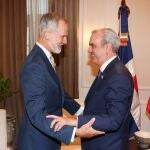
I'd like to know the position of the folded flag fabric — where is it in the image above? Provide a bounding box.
[146,97,150,119]
[118,0,141,138]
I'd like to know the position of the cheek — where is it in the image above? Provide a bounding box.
[56,36,63,44]
[52,34,61,44]
[92,49,104,63]
[50,34,57,43]
[96,48,105,57]
[94,49,101,57]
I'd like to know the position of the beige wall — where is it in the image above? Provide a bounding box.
[79,0,150,131]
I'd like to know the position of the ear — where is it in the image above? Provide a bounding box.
[108,43,112,50]
[105,43,112,54]
[44,31,51,40]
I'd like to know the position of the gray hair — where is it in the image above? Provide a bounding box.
[92,28,120,52]
[39,13,67,36]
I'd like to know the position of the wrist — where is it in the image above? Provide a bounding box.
[71,118,77,127]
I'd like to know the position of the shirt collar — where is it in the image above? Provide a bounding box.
[36,42,52,60]
[100,56,117,72]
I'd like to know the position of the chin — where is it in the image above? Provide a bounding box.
[53,47,62,54]
[54,50,61,54]
[92,58,98,64]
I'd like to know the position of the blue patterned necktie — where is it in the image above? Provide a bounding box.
[98,71,103,79]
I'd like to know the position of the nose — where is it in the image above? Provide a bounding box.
[88,46,92,53]
[63,37,67,44]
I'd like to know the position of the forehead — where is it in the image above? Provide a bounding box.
[58,20,68,33]
[89,32,103,45]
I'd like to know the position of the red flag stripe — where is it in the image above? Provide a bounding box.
[146,98,150,114]
[146,97,150,120]
[133,75,139,95]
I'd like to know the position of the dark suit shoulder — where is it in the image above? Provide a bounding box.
[22,45,49,70]
[104,58,132,81]
[114,61,133,80]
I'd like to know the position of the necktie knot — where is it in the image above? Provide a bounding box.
[97,71,103,79]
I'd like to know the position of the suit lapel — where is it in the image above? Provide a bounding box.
[85,74,103,105]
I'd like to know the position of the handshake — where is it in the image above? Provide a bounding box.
[46,115,105,138]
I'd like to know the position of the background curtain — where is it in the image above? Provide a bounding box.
[49,0,79,98]
[27,0,48,54]
[0,0,26,147]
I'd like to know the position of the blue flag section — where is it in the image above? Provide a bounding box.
[118,0,141,138]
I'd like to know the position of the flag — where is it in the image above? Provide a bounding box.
[118,0,141,138]
[146,97,150,120]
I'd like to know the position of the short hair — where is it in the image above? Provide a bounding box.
[39,13,67,36]
[92,28,120,53]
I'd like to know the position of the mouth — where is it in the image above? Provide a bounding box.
[59,44,64,49]
[91,53,95,58]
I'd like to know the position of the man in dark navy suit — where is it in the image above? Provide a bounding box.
[48,28,134,150]
[18,13,101,150]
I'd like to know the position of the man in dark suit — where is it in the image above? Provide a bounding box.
[18,13,100,150]
[48,28,134,150]
[77,28,134,150]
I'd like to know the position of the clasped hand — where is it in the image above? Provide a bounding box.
[46,115,77,131]
[46,115,105,138]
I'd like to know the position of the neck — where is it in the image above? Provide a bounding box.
[37,37,52,53]
[99,54,117,68]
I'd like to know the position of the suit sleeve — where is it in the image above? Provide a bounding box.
[78,74,133,132]
[21,63,73,144]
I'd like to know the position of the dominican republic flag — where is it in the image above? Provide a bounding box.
[118,1,141,138]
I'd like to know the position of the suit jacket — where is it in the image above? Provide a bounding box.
[78,57,134,150]
[18,44,80,150]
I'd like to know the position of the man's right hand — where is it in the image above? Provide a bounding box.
[76,118,105,138]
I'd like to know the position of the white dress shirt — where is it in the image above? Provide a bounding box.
[36,42,56,68]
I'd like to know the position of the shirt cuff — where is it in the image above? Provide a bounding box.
[75,106,84,116]
[70,127,77,142]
